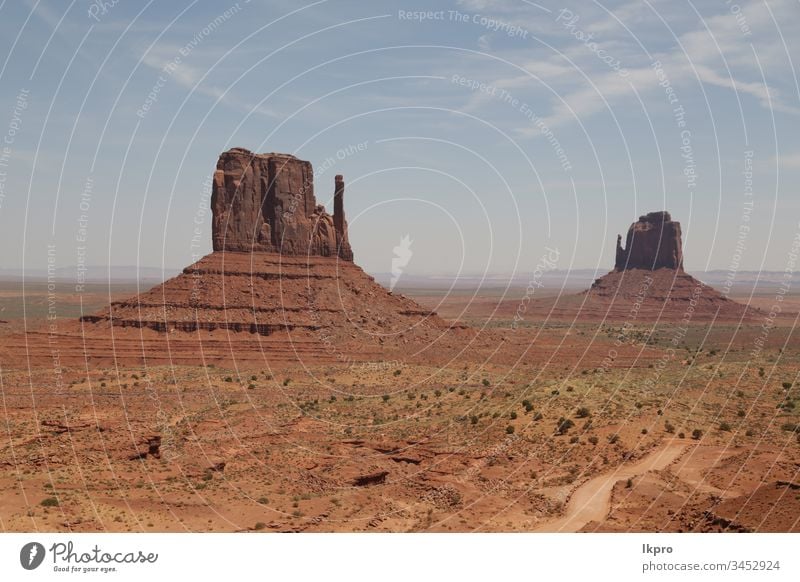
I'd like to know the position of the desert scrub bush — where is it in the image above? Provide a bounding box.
[576,406,590,418]
[224,376,233,383]
[506,425,515,435]
[719,422,732,432]
[588,436,599,446]
[569,436,579,444]
[482,379,490,387]
[641,428,648,435]
[382,394,390,402]
[608,434,620,444]
[556,417,575,435]
[254,522,266,530]
[510,411,517,420]
[783,382,793,390]
[692,429,703,440]
[664,422,675,433]
[533,412,543,421]
[283,378,291,386]
[40,497,59,507]
[470,415,479,425]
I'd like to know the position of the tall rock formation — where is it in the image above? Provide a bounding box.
[211,148,353,261]
[615,211,683,271]
[79,148,449,357]
[562,210,758,321]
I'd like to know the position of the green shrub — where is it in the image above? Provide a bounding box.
[40,497,59,507]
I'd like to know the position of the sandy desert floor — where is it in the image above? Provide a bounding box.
[0,281,798,532]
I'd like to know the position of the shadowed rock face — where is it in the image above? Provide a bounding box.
[211,148,353,260]
[614,211,683,271]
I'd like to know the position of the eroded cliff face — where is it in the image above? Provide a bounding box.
[210,148,353,261]
[614,211,683,271]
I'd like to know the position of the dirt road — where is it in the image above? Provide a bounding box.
[535,441,688,532]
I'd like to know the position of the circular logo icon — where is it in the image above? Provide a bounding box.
[20,542,46,570]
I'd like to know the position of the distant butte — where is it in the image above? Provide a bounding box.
[614,211,683,272]
[582,210,756,321]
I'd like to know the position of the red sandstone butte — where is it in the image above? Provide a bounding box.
[211,148,353,261]
[615,211,683,271]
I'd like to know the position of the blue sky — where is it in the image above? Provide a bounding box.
[0,0,798,279]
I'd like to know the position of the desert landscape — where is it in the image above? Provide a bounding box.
[1,150,798,533]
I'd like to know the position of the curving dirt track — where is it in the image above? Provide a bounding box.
[536,441,688,532]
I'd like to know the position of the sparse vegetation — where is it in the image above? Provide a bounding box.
[556,417,575,435]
